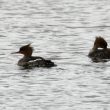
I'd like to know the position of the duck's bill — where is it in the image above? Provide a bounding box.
[11,51,20,54]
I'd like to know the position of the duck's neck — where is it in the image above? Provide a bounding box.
[23,54,32,58]
[23,51,33,57]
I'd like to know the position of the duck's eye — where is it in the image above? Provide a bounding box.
[20,47,25,51]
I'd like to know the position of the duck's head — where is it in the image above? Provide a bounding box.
[13,44,33,57]
[93,37,107,50]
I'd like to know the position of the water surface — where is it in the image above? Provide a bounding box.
[0,0,110,110]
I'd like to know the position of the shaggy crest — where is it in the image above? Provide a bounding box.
[93,37,107,49]
[20,43,33,51]
[19,43,33,56]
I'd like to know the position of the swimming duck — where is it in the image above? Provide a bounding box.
[12,44,56,67]
[88,37,110,62]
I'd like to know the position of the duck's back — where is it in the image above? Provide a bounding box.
[18,56,56,67]
[88,49,110,60]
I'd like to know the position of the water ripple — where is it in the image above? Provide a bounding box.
[0,0,110,110]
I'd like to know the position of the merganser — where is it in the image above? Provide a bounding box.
[12,44,56,67]
[88,37,110,62]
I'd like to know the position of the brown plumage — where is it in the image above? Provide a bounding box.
[12,44,56,67]
[88,37,110,62]
[19,44,33,57]
[93,37,107,49]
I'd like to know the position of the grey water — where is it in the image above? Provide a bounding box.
[0,0,110,110]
